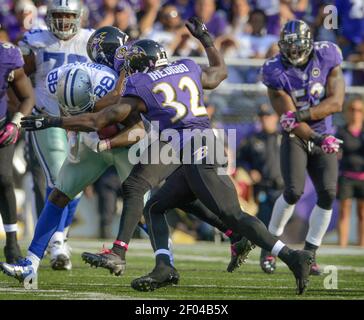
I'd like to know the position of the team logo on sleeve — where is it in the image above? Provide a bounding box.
[312,68,320,78]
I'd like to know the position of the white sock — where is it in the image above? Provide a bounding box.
[306,205,333,246]
[26,251,40,272]
[268,194,296,236]
[50,231,64,246]
[168,238,175,266]
[271,240,286,256]
[3,224,18,233]
[155,249,174,267]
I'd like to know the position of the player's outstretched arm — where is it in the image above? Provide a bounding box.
[185,17,227,89]
[21,96,146,132]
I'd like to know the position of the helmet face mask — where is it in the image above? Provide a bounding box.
[279,20,313,67]
[46,0,82,40]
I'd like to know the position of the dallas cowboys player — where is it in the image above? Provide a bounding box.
[0,42,35,263]
[21,18,315,294]
[18,0,94,270]
[260,20,344,275]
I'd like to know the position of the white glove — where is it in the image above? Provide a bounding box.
[81,132,100,153]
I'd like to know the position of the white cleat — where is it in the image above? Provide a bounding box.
[0,258,38,289]
[50,241,72,271]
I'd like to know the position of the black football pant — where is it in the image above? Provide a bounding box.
[0,142,17,227]
[116,136,278,252]
[280,133,338,210]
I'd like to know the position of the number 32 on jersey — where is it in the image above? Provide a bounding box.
[153,76,208,123]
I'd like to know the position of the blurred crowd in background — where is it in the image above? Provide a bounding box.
[1,0,364,247]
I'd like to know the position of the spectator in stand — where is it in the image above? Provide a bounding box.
[194,0,228,38]
[336,0,364,59]
[114,2,139,38]
[282,0,309,20]
[147,4,199,56]
[249,0,281,35]
[226,0,251,35]
[337,98,364,247]
[165,0,194,20]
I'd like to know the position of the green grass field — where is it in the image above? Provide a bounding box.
[0,239,363,300]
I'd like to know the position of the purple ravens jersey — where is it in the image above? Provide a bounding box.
[123,58,210,148]
[262,41,343,135]
[0,42,24,119]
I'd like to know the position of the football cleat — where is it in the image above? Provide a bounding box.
[4,244,23,264]
[260,249,277,274]
[81,246,126,276]
[131,262,179,292]
[310,262,322,276]
[0,258,36,284]
[286,250,314,295]
[50,241,72,271]
[227,237,255,272]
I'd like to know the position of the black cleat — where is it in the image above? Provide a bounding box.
[131,262,180,292]
[260,249,276,274]
[227,237,255,272]
[81,247,126,276]
[4,244,23,264]
[310,262,322,276]
[287,250,314,295]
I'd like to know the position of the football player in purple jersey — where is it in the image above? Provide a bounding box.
[21,18,315,294]
[0,42,35,263]
[261,20,345,275]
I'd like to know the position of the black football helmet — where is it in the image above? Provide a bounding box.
[278,20,313,66]
[87,26,129,68]
[125,39,168,74]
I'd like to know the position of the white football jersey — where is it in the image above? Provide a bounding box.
[19,28,94,116]
[46,62,118,105]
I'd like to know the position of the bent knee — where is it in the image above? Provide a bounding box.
[283,188,303,205]
[317,189,336,210]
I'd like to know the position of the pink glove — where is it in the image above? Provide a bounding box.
[0,123,19,148]
[321,135,343,154]
[280,111,299,132]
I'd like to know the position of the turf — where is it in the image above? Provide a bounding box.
[0,239,363,300]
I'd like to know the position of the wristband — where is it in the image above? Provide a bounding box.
[11,112,25,128]
[310,132,325,146]
[97,139,111,152]
[50,117,63,128]
[295,109,311,122]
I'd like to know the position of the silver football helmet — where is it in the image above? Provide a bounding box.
[46,0,82,40]
[56,68,96,116]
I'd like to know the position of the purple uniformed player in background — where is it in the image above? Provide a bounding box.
[0,41,34,263]
[261,20,345,275]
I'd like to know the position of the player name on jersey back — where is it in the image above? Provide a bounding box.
[148,63,190,81]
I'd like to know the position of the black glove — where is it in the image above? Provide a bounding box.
[185,17,214,48]
[20,115,63,131]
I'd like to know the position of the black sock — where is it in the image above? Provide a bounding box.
[112,244,126,260]
[278,245,294,265]
[5,231,17,247]
[156,254,171,267]
[304,241,318,259]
